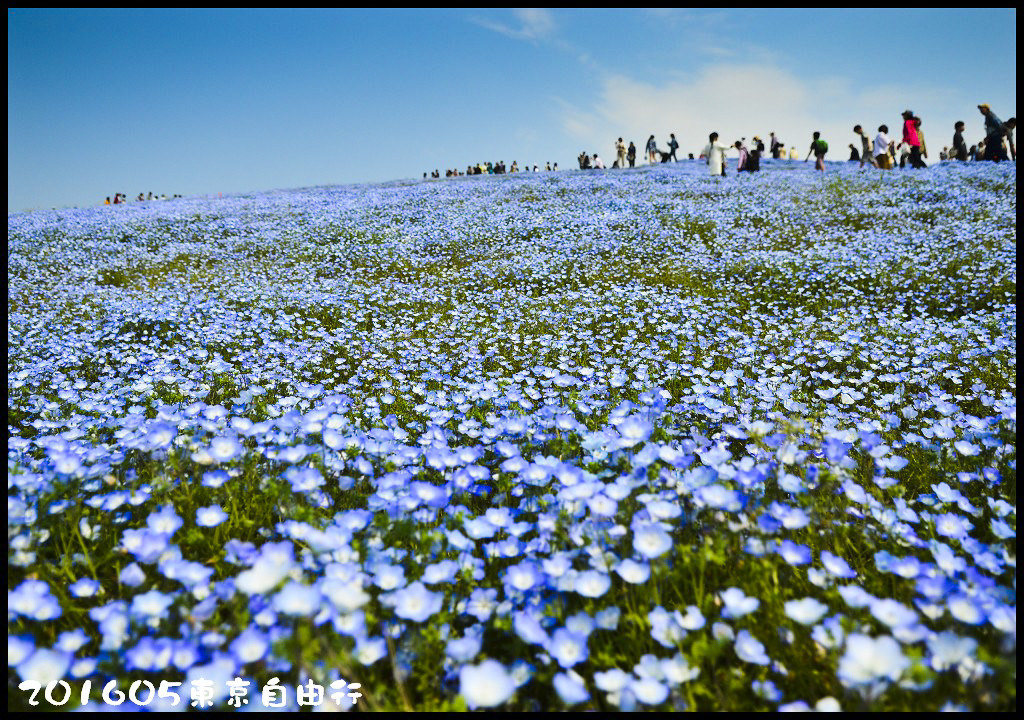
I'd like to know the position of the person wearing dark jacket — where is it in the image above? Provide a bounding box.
[952,121,968,161]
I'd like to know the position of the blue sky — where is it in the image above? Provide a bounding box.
[8,8,1017,211]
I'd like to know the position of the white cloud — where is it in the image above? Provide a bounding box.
[473,8,556,42]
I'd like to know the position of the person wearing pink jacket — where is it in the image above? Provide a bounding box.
[901,109,924,169]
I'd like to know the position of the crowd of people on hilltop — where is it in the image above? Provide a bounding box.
[105,191,182,205]
[426,161,559,178]
[703,104,1015,176]
[423,102,1015,182]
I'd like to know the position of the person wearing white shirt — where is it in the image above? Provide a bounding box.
[873,125,892,169]
[702,132,730,176]
[592,154,605,169]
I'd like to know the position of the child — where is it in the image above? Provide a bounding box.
[805,131,828,172]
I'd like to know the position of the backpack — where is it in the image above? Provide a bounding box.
[816,139,829,154]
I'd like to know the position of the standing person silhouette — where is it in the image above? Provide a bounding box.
[901,110,923,169]
[978,103,1007,162]
[668,133,679,161]
[616,138,627,169]
[627,141,637,168]
[702,132,730,176]
[746,137,762,172]
[853,125,877,168]
[646,135,657,164]
[734,140,748,172]
[805,131,828,172]
[952,121,968,161]
[913,117,928,168]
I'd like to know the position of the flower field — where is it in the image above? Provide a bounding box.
[7,160,1016,711]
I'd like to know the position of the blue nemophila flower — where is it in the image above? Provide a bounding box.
[9,579,63,621]
[815,697,842,711]
[463,515,497,539]
[617,416,653,448]
[953,440,981,457]
[548,628,589,668]
[778,700,813,712]
[770,502,810,530]
[16,648,72,687]
[464,587,499,622]
[172,640,200,670]
[446,632,482,663]
[459,659,516,709]
[934,512,973,540]
[695,484,743,511]
[721,587,760,618]
[49,451,83,476]
[120,527,172,564]
[777,539,813,565]
[513,610,550,647]
[734,629,771,665]
[9,636,35,666]
[422,559,459,584]
[504,560,544,593]
[821,551,857,579]
[677,605,705,630]
[130,589,174,622]
[207,434,244,463]
[125,636,173,672]
[633,523,673,558]
[574,569,611,598]
[273,581,322,616]
[990,517,1015,540]
[837,634,909,689]
[648,606,687,648]
[230,626,270,664]
[598,606,618,630]
[146,505,183,537]
[837,584,876,609]
[616,558,651,584]
[629,676,669,705]
[235,541,295,595]
[586,493,619,517]
[753,678,782,701]
[554,670,590,704]
[285,465,325,493]
[196,504,229,527]
[69,577,101,598]
[946,594,986,625]
[927,631,978,672]
[355,636,388,665]
[595,667,631,695]
[320,577,370,614]
[372,563,406,590]
[383,581,443,622]
[784,597,829,625]
[869,599,919,628]
[661,652,700,684]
